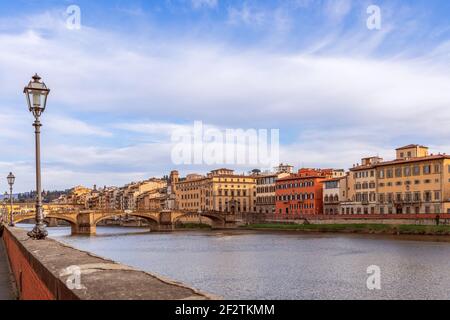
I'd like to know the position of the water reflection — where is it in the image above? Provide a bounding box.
[17,224,450,300]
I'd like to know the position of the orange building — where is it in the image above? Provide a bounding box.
[275,168,334,217]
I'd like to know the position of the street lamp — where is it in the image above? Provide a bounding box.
[1,192,7,224]
[24,74,50,240]
[7,172,15,226]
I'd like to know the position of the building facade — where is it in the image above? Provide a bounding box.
[376,145,450,215]
[175,169,256,213]
[323,176,348,215]
[255,171,290,214]
[275,168,335,217]
[339,145,450,215]
[341,157,382,215]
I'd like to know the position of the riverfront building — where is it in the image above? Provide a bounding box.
[175,169,257,214]
[323,176,348,215]
[255,165,293,214]
[375,145,450,214]
[275,168,337,217]
[341,157,382,215]
[334,145,450,215]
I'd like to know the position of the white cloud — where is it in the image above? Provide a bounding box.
[45,115,112,137]
[324,0,352,23]
[228,3,266,26]
[192,0,218,9]
[1,9,450,191]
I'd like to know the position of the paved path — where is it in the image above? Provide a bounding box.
[0,237,14,300]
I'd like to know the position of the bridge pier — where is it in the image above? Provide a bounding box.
[157,210,174,232]
[72,212,96,235]
[47,217,58,227]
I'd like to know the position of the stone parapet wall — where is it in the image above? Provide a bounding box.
[2,227,214,300]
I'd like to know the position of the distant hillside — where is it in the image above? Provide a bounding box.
[8,189,71,203]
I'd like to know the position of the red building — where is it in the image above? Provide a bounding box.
[275,168,334,218]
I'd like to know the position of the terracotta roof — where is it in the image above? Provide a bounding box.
[350,154,450,171]
[323,176,346,182]
[277,173,328,182]
[396,144,428,150]
[374,154,450,167]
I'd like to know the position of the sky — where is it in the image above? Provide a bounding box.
[0,0,450,192]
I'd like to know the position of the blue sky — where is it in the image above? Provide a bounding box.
[0,0,450,192]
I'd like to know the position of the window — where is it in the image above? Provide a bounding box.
[404,166,411,177]
[386,169,393,178]
[434,191,441,201]
[387,193,393,202]
[414,192,421,202]
[423,165,431,175]
[395,168,402,177]
[405,193,412,202]
[413,165,420,176]
[434,164,441,174]
[379,170,385,179]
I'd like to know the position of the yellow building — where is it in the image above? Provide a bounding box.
[176,169,256,213]
[376,145,450,214]
[343,157,382,215]
[343,145,450,215]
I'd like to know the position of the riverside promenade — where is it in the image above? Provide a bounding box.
[0,235,14,300]
[1,226,215,300]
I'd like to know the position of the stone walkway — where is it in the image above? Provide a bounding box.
[0,238,14,300]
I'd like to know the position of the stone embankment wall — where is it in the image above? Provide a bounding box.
[2,227,215,300]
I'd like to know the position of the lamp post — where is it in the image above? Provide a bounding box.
[24,74,50,240]
[1,192,7,224]
[7,172,15,226]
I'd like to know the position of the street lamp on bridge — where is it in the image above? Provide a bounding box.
[24,74,50,240]
[7,172,15,226]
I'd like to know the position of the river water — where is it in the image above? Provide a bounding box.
[17,225,450,300]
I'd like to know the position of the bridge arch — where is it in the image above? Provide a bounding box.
[173,212,225,226]
[14,214,77,227]
[93,212,159,227]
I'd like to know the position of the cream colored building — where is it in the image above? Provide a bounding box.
[176,169,256,213]
[342,157,382,215]
[376,145,450,214]
[255,172,290,214]
[323,175,348,215]
[341,145,450,215]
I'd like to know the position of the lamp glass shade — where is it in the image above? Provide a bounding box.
[7,172,15,186]
[24,74,50,118]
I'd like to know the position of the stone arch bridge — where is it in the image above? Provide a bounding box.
[12,207,237,235]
